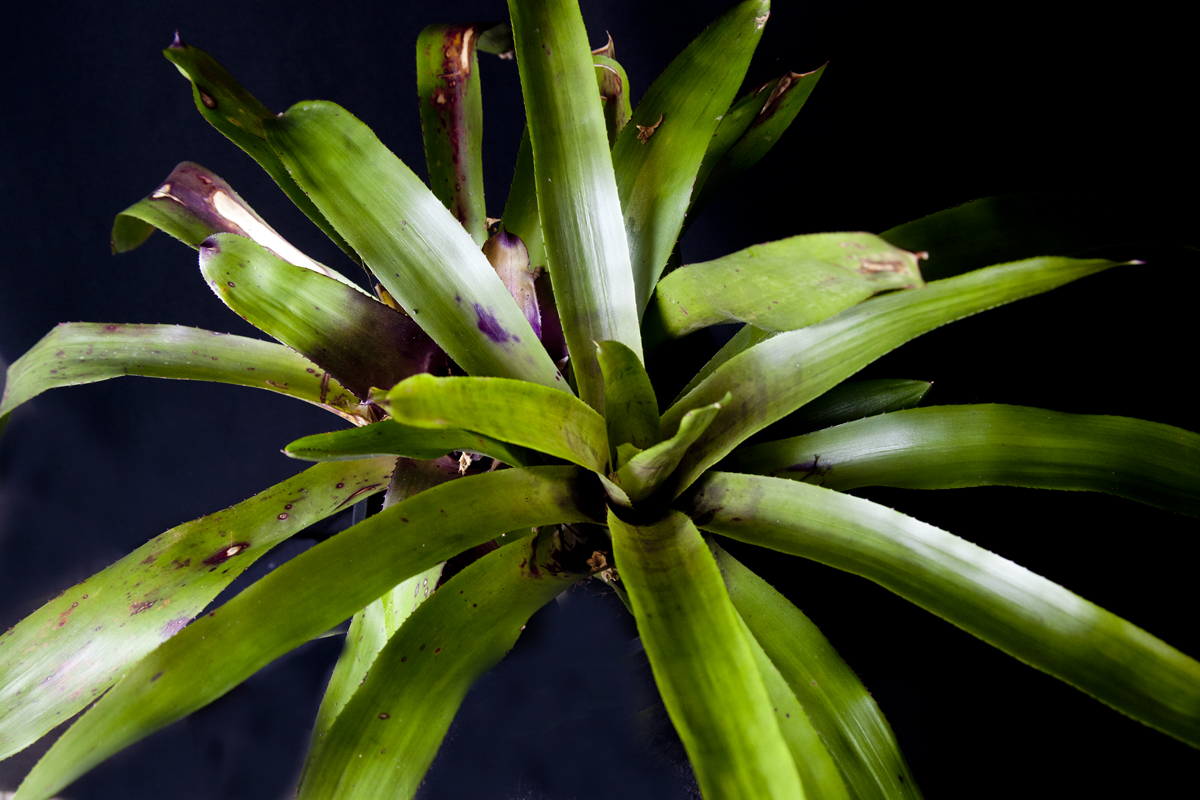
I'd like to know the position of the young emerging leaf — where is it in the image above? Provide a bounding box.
[482,228,541,338]
[596,340,661,460]
[594,54,632,147]
[612,393,728,504]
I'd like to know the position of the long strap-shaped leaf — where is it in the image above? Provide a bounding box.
[608,509,804,799]
[200,234,446,400]
[613,0,770,313]
[384,374,608,473]
[0,457,394,760]
[16,467,592,800]
[879,192,1150,281]
[417,24,488,246]
[263,101,564,390]
[687,65,825,226]
[162,36,358,262]
[661,257,1125,494]
[683,472,1200,747]
[297,528,581,799]
[645,232,924,341]
[285,421,534,467]
[111,161,363,290]
[0,323,361,430]
[727,405,1200,516]
[712,542,921,800]
[750,378,932,445]
[508,0,642,411]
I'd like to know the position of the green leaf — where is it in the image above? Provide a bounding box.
[712,541,921,800]
[284,420,535,467]
[727,404,1200,516]
[0,324,362,432]
[0,458,393,760]
[297,527,581,798]
[645,232,925,341]
[879,192,1149,281]
[688,65,825,223]
[670,322,774,405]
[305,460,454,754]
[661,257,1126,495]
[417,24,488,246]
[684,472,1200,747]
[594,54,632,147]
[500,127,545,271]
[608,509,804,800]
[613,394,728,504]
[508,0,642,410]
[383,374,608,473]
[199,234,446,400]
[597,340,662,461]
[162,35,358,262]
[475,22,514,55]
[750,378,932,445]
[16,467,593,800]
[109,161,362,289]
[263,101,565,389]
[613,0,770,313]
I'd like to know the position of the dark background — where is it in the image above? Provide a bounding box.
[2,0,1196,797]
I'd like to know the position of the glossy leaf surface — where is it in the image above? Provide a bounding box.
[297,529,580,799]
[418,24,488,246]
[613,0,770,312]
[263,101,564,389]
[609,509,804,799]
[713,542,921,800]
[728,404,1200,516]
[162,37,357,261]
[17,467,592,799]
[0,323,359,429]
[646,232,924,339]
[0,458,393,760]
[508,0,642,410]
[685,472,1200,747]
[199,234,445,400]
[384,374,608,473]
[661,257,1124,494]
[285,421,534,467]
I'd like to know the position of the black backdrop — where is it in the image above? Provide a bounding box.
[2,0,1196,797]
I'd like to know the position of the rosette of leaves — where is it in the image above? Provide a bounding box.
[1,0,1197,798]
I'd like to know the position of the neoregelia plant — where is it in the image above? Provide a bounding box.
[1,0,1197,797]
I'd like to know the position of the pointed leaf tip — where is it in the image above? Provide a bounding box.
[169,30,184,49]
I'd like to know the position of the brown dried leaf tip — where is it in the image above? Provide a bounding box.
[636,113,664,144]
[591,31,615,58]
[586,551,609,572]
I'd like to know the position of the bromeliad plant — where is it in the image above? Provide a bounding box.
[1,0,1198,796]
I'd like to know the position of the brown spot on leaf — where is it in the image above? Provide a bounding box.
[636,113,664,143]
[203,542,250,565]
[130,600,156,615]
[199,89,218,109]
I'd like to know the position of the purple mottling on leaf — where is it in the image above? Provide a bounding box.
[474,304,512,343]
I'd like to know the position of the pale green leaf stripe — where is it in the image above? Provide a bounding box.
[685,472,1200,747]
[199,234,444,400]
[728,405,1200,516]
[597,340,662,461]
[162,37,358,262]
[0,458,394,760]
[614,0,769,313]
[508,0,642,411]
[111,161,363,291]
[16,467,592,800]
[735,611,852,800]
[297,529,579,799]
[614,395,727,504]
[0,323,360,428]
[608,509,804,800]
[418,24,488,246]
[285,420,535,467]
[263,101,564,390]
[384,374,608,473]
[662,257,1125,494]
[712,542,922,800]
[646,232,924,340]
